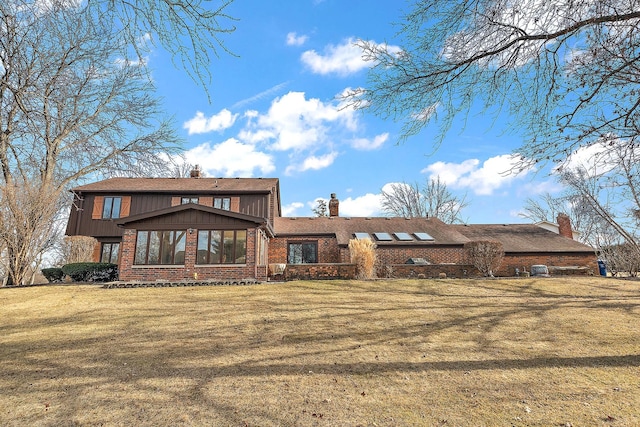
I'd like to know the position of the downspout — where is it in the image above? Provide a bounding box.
[74,191,84,236]
[254,227,259,280]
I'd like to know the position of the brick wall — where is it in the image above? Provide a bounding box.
[119,228,266,282]
[386,264,482,279]
[268,236,341,264]
[499,252,597,276]
[281,263,356,280]
[376,246,467,265]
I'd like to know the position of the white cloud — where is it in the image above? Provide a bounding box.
[183,109,238,135]
[282,202,304,216]
[286,32,308,46]
[301,38,401,76]
[184,139,275,177]
[339,193,383,217]
[241,91,357,151]
[285,152,338,174]
[350,132,388,150]
[423,154,534,195]
[557,140,620,177]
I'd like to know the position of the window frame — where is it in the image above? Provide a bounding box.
[213,197,231,211]
[100,242,120,264]
[102,196,122,219]
[134,230,187,265]
[288,241,318,264]
[181,197,199,204]
[196,229,247,265]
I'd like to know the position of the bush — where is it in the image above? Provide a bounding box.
[41,268,65,283]
[62,262,118,282]
[349,238,377,280]
[464,240,504,277]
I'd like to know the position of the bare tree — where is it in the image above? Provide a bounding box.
[0,1,234,285]
[88,0,236,92]
[464,240,504,277]
[549,140,640,274]
[520,193,602,246]
[59,236,99,265]
[312,199,329,217]
[351,1,640,167]
[381,176,468,223]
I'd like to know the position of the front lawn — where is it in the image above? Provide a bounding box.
[1,277,639,426]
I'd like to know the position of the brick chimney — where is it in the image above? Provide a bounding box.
[190,165,202,178]
[557,213,573,239]
[329,193,339,217]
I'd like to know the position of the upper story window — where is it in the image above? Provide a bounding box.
[181,197,199,204]
[102,197,121,219]
[92,195,130,220]
[214,197,231,211]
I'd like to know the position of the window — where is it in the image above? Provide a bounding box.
[197,230,246,264]
[354,232,371,240]
[134,230,186,265]
[213,197,231,210]
[101,243,119,264]
[288,242,318,264]
[181,197,199,204]
[102,197,121,219]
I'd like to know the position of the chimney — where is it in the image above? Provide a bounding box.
[190,165,202,178]
[329,193,339,217]
[557,213,573,239]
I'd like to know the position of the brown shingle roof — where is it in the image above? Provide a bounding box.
[72,177,279,193]
[453,224,594,253]
[274,216,471,246]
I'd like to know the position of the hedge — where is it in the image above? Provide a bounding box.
[41,268,65,283]
[61,262,118,282]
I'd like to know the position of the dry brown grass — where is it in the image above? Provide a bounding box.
[1,277,639,426]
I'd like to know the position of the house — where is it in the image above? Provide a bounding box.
[64,172,597,281]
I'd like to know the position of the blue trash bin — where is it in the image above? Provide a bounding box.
[597,260,607,276]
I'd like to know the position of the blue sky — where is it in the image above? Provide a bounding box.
[149,0,563,224]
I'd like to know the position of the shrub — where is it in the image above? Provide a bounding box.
[349,238,377,280]
[464,240,504,277]
[60,236,98,264]
[62,262,118,282]
[41,268,65,283]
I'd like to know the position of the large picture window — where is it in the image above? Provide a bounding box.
[197,230,246,264]
[288,242,318,264]
[102,197,121,219]
[134,230,186,265]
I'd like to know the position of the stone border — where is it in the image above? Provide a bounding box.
[103,279,261,289]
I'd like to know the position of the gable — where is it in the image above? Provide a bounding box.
[116,204,265,230]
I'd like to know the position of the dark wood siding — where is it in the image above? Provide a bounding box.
[126,210,257,230]
[66,191,274,238]
[240,194,269,218]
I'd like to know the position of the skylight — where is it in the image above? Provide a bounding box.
[373,232,393,241]
[354,232,371,240]
[414,232,435,241]
[394,232,413,241]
